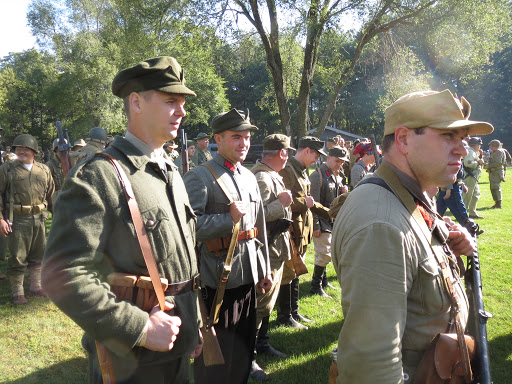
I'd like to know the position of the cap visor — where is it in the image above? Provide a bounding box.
[318,148,328,156]
[429,120,494,135]
[157,84,197,97]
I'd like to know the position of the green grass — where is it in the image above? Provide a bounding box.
[0,175,511,383]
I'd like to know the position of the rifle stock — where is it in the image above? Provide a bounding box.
[198,290,225,366]
[464,224,492,384]
[56,121,72,177]
[288,228,308,276]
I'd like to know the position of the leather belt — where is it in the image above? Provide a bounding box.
[205,227,258,253]
[165,275,199,295]
[11,204,46,215]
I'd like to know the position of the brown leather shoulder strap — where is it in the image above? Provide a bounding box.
[95,153,166,311]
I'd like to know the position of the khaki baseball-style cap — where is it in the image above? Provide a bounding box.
[298,136,327,156]
[328,146,349,161]
[262,134,295,151]
[195,132,211,140]
[73,139,86,148]
[165,140,178,149]
[112,56,196,98]
[211,109,258,134]
[384,90,493,136]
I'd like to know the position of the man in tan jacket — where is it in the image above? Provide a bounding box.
[332,90,492,383]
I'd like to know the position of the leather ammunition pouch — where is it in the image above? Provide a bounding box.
[414,333,475,384]
[107,272,198,312]
[267,218,293,243]
[12,203,46,215]
[205,227,258,253]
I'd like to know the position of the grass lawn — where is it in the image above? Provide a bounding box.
[0,175,511,383]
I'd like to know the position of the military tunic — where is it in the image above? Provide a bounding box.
[487,147,506,202]
[42,136,201,383]
[184,153,270,384]
[278,157,330,282]
[310,163,344,267]
[350,158,368,189]
[462,146,483,216]
[0,160,54,275]
[252,160,291,323]
[70,140,104,167]
[332,162,468,383]
[191,147,212,166]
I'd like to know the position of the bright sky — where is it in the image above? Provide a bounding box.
[0,0,37,59]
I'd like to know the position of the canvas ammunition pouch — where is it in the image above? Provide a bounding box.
[205,227,258,253]
[106,272,198,312]
[12,203,46,215]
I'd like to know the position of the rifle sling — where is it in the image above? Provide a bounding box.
[372,163,473,382]
[8,162,14,224]
[201,162,240,325]
[95,153,166,311]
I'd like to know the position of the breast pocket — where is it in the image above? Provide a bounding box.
[138,206,175,263]
[418,258,448,315]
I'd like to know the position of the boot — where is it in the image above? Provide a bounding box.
[9,274,27,305]
[310,265,331,298]
[322,268,339,290]
[276,283,308,330]
[29,264,46,297]
[256,316,287,358]
[492,200,502,209]
[249,359,269,381]
[291,278,311,324]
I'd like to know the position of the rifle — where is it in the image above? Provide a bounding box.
[180,129,189,175]
[288,227,308,276]
[370,134,381,169]
[56,121,72,177]
[197,291,225,366]
[464,222,492,384]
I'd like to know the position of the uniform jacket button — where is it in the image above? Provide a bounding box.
[146,220,155,228]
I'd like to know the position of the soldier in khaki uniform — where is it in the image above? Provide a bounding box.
[276,136,330,330]
[332,90,492,383]
[309,146,349,298]
[46,138,68,201]
[70,127,107,166]
[191,132,212,166]
[175,139,196,175]
[486,139,506,208]
[0,134,55,305]
[42,56,202,383]
[250,134,293,380]
[463,136,485,218]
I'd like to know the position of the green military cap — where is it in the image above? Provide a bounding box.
[327,137,337,144]
[211,108,258,134]
[165,140,178,149]
[186,140,196,147]
[385,89,493,136]
[329,146,349,161]
[262,134,295,151]
[468,137,482,146]
[112,56,196,98]
[298,136,327,156]
[194,132,211,140]
[489,139,501,147]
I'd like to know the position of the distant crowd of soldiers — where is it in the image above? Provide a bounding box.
[0,55,509,384]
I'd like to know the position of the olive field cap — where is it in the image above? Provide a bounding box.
[262,134,295,151]
[211,109,258,134]
[298,136,327,156]
[195,132,211,140]
[384,90,494,136]
[489,139,501,147]
[186,140,195,147]
[329,146,349,161]
[468,137,482,146]
[112,56,196,98]
[73,139,86,147]
[165,140,178,149]
[12,134,38,153]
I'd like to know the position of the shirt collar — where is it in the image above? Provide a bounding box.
[125,131,176,170]
[213,153,240,174]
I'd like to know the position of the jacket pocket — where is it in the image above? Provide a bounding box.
[418,258,448,315]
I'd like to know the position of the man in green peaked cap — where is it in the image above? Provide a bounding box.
[184,108,272,384]
[191,132,212,166]
[43,56,202,384]
[332,90,492,383]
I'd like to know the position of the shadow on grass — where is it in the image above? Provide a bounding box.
[6,357,87,384]
[488,333,512,383]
